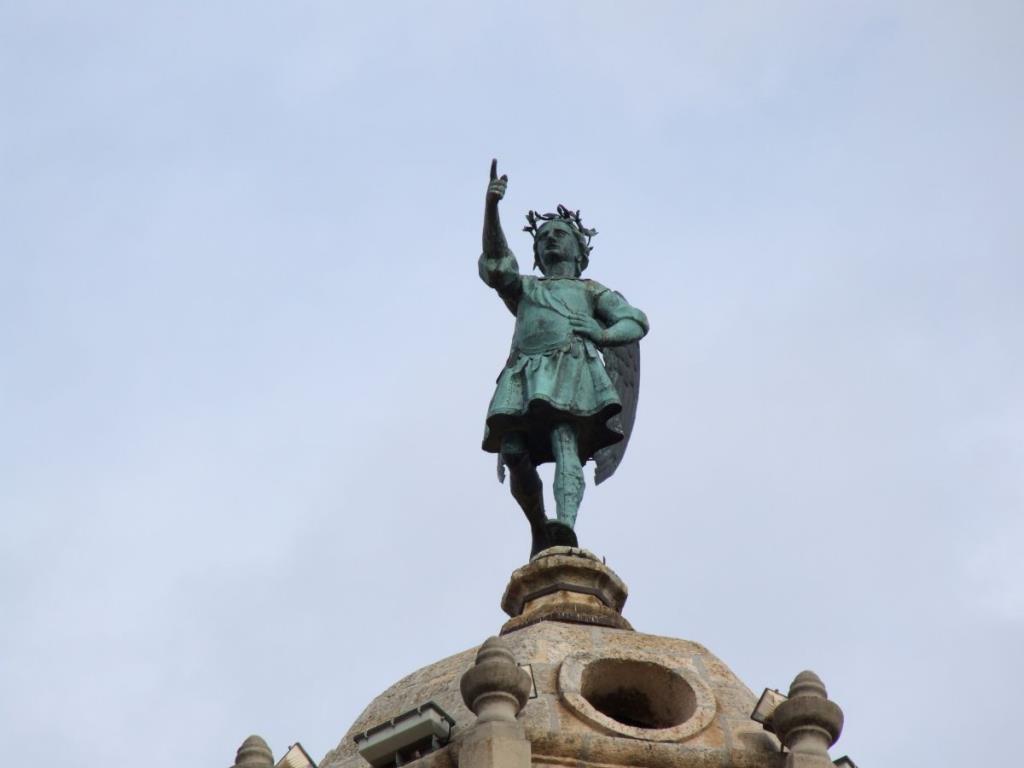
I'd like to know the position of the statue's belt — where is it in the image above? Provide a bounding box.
[506,336,600,365]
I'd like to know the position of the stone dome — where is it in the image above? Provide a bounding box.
[321,550,783,768]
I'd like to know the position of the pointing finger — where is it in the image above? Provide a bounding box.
[490,159,497,181]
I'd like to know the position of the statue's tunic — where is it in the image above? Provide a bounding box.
[479,249,649,466]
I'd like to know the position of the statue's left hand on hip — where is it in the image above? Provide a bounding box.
[569,315,607,345]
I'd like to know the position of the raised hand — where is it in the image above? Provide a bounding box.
[487,158,508,206]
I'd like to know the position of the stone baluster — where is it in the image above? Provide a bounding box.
[458,636,532,768]
[771,671,844,768]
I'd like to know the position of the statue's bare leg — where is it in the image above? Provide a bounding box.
[551,423,584,529]
[501,433,548,555]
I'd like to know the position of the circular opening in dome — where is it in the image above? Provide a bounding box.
[580,659,697,730]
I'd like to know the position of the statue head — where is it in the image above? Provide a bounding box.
[534,220,587,276]
[524,205,596,277]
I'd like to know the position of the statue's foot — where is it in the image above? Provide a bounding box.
[529,521,578,559]
[529,523,549,559]
[544,520,578,549]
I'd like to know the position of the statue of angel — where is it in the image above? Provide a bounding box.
[479,160,649,557]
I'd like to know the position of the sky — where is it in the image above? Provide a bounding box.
[1,2,1022,767]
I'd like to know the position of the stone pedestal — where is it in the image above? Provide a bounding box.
[459,722,531,768]
[499,547,631,634]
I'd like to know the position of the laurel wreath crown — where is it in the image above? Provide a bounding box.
[523,204,598,256]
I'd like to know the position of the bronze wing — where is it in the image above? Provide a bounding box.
[594,336,640,485]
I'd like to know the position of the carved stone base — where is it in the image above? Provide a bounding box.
[499,547,632,634]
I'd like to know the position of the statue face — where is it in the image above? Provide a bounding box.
[535,221,582,275]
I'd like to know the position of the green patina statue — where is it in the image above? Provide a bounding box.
[480,160,649,557]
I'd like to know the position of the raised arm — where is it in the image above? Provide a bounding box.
[478,159,522,313]
[483,158,509,258]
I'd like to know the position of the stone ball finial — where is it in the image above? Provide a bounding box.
[771,670,844,760]
[233,735,274,768]
[459,636,532,723]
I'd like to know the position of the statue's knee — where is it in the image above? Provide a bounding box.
[503,451,541,496]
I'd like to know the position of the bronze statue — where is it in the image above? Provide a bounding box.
[479,160,649,557]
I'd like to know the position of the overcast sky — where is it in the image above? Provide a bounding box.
[2,2,1022,767]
